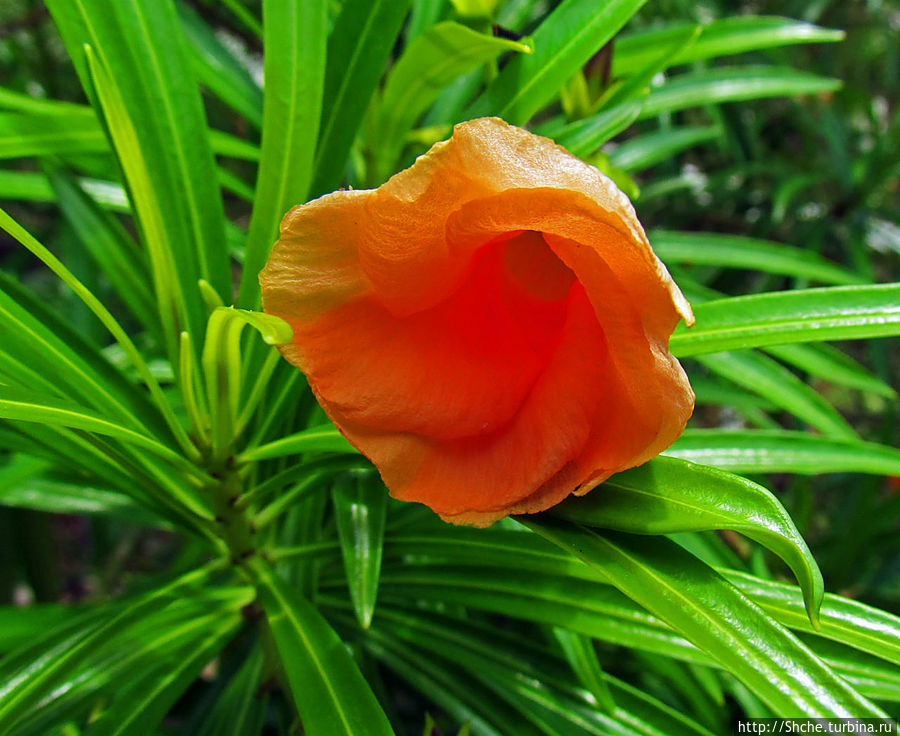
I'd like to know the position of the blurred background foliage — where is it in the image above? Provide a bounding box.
[0,0,898,734]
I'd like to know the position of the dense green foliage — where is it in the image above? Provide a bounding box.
[0,0,897,734]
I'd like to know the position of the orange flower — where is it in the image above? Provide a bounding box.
[260,118,694,526]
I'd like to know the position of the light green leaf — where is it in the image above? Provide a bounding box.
[0,112,102,158]
[0,564,223,736]
[311,0,412,195]
[551,99,644,158]
[241,425,358,462]
[640,67,841,120]
[667,430,900,476]
[238,0,328,308]
[372,21,532,183]
[764,343,896,399]
[651,230,864,286]
[470,0,649,123]
[178,2,263,126]
[251,559,395,736]
[724,571,900,668]
[697,351,857,439]
[47,0,232,316]
[613,16,844,77]
[670,283,900,356]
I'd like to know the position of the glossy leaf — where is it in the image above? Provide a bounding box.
[552,100,644,158]
[81,616,240,736]
[670,283,900,356]
[724,571,900,667]
[311,0,412,195]
[238,0,327,308]
[608,126,721,173]
[764,343,896,399]
[551,456,824,624]
[241,425,357,462]
[372,21,532,183]
[45,166,157,333]
[178,1,263,126]
[613,16,844,77]
[668,430,900,476]
[332,470,388,628]
[0,564,222,735]
[251,559,395,736]
[640,67,841,120]
[470,0,648,123]
[696,351,857,439]
[47,0,232,313]
[520,522,885,718]
[650,231,864,286]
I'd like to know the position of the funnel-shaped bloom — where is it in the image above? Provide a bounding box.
[261,118,694,525]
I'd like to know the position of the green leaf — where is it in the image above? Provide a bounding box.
[197,648,268,736]
[0,455,162,524]
[368,606,717,735]
[0,267,165,440]
[0,564,223,736]
[332,470,388,628]
[238,0,328,308]
[640,67,841,120]
[371,21,532,183]
[0,112,103,158]
[250,559,395,736]
[670,283,900,356]
[178,2,263,126]
[613,16,844,77]
[0,388,211,519]
[360,621,520,736]
[47,0,232,314]
[0,604,72,653]
[82,616,239,736]
[470,0,649,123]
[241,425,358,462]
[45,165,157,334]
[763,343,896,399]
[651,231,865,286]
[520,522,886,718]
[608,126,722,172]
[696,351,857,439]
[551,456,824,625]
[311,0,412,195]
[550,99,644,158]
[379,531,900,681]
[724,571,900,668]
[667,430,900,476]
[551,627,617,714]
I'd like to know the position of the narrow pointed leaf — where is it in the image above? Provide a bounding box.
[613,16,843,77]
[332,471,388,628]
[251,559,395,736]
[520,521,886,718]
[667,430,900,476]
[551,456,823,624]
[238,0,327,308]
[670,283,900,356]
[697,351,857,439]
[639,67,841,120]
[469,0,649,123]
[312,0,412,195]
[650,231,864,286]
[372,21,532,183]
